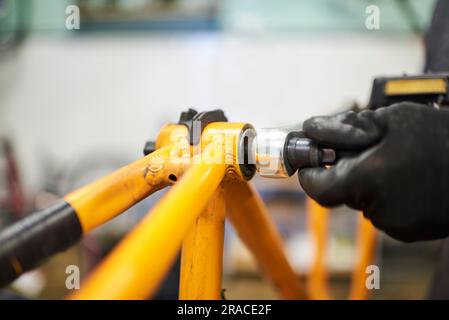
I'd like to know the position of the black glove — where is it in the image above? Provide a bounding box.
[299,102,449,242]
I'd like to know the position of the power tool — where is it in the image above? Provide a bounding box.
[254,73,449,178]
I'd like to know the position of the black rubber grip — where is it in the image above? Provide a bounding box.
[0,200,82,287]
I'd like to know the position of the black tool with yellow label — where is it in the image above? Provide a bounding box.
[368,73,449,109]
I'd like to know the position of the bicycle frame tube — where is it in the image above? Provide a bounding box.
[224,179,305,299]
[65,144,182,233]
[349,215,378,300]
[179,186,226,300]
[307,199,331,300]
[71,142,226,299]
[307,198,378,300]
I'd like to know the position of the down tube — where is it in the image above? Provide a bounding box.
[71,161,226,300]
[224,180,305,300]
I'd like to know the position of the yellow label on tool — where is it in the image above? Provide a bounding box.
[385,78,447,95]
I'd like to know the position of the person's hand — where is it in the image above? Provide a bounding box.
[299,102,449,242]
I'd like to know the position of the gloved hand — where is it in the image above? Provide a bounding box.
[299,102,449,242]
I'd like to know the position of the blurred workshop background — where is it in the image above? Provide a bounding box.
[0,0,441,299]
